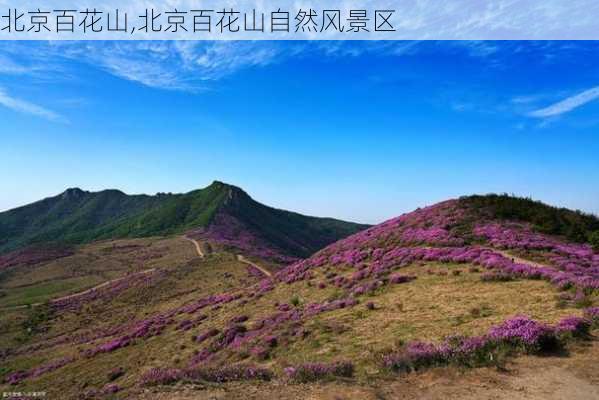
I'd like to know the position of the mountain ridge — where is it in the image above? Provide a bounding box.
[0,181,369,260]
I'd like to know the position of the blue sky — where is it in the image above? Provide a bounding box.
[0,41,598,224]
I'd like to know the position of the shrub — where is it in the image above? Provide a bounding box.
[583,307,599,327]
[589,231,599,251]
[140,368,183,386]
[382,315,586,375]
[481,271,514,282]
[140,365,273,386]
[284,361,354,383]
[555,316,591,338]
[290,295,302,307]
[195,328,219,344]
[230,315,249,324]
[488,316,559,353]
[389,274,416,284]
[186,364,273,383]
[107,367,125,382]
[382,341,445,373]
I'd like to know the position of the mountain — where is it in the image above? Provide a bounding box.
[1,194,598,399]
[0,181,369,261]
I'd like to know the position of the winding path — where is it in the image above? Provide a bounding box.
[3,237,262,310]
[485,247,549,269]
[1,269,157,310]
[236,254,272,278]
[183,236,205,258]
[183,235,271,278]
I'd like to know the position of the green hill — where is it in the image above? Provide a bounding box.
[0,182,368,259]
[460,194,599,245]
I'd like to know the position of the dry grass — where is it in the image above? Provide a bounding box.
[0,250,592,399]
[0,237,199,308]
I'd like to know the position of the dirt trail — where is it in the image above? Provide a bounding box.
[485,247,549,269]
[184,236,205,258]
[1,269,156,310]
[183,236,270,278]
[236,255,272,278]
[3,237,205,311]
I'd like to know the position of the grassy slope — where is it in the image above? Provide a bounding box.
[0,251,587,399]
[1,194,597,399]
[0,184,228,254]
[222,185,370,258]
[0,237,197,308]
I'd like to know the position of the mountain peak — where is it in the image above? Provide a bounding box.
[0,181,367,258]
[61,187,86,199]
[209,180,244,192]
[207,181,250,203]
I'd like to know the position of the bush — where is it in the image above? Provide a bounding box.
[461,194,599,245]
[584,307,599,328]
[290,295,303,307]
[480,271,514,282]
[284,361,354,383]
[589,231,599,252]
[382,315,585,375]
[107,367,125,382]
[186,364,273,383]
[140,364,272,386]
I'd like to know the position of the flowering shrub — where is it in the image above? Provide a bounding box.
[140,364,272,386]
[555,316,591,338]
[195,328,220,344]
[5,357,75,385]
[140,368,184,386]
[480,271,514,282]
[389,274,416,284]
[583,307,599,327]
[0,245,74,271]
[382,341,446,372]
[488,316,558,352]
[284,361,354,382]
[382,314,594,374]
[186,364,273,383]
[81,383,121,399]
[52,269,166,312]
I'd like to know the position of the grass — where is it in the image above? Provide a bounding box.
[0,279,89,307]
[0,250,592,399]
[0,237,198,308]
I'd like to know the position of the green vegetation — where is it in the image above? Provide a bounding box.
[0,183,226,253]
[0,181,367,258]
[21,303,53,336]
[461,194,599,244]
[220,184,370,258]
[590,231,599,251]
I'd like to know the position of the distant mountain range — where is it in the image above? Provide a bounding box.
[0,181,369,261]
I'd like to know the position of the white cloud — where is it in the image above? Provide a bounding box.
[32,41,286,92]
[528,86,599,118]
[0,87,66,122]
[0,55,29,74]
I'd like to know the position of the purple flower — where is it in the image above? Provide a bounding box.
[488,316,556,351]
[285,361,354,382]
[556,316,591,337]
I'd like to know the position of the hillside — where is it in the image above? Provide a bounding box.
[0,181,368,262]
[0,194,597,399]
